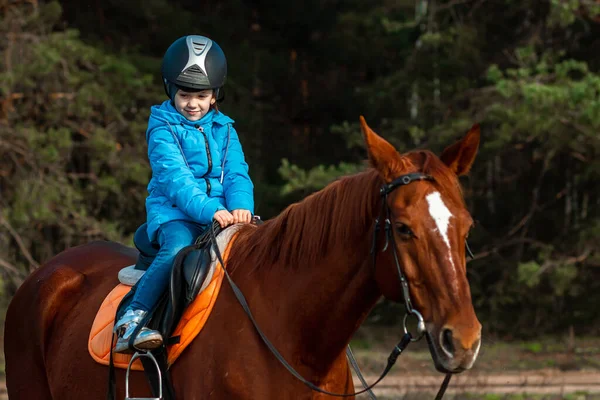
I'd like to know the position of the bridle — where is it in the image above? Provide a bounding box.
[210,171,454,399]
[373,172,435,340]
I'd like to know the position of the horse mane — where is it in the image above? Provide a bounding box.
[227,169,383,272]
[227,150,463,273]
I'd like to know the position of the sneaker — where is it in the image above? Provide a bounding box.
[113,309,163,353]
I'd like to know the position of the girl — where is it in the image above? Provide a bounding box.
[114,35,254,353]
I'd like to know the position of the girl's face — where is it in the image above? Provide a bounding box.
[174,89,215,121]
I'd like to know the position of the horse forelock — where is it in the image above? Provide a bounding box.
[227,170,383,272]
[407,150,465,206]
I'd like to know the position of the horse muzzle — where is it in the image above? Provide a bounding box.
[425,322,482,373]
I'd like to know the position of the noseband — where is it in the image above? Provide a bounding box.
[372,172,434,341]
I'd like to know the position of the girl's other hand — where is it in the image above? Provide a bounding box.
[232,209,252,224]
[214,210,235,228]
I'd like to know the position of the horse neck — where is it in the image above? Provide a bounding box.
[285,239,381,375]
[244,171,384,376]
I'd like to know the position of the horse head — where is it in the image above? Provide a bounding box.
[360,117,482,373]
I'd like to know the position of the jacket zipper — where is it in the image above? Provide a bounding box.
[197,125,212,196]
[220,124,231,184]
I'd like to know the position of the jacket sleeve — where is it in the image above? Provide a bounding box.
[221,125,255,213]
[147,125,226,224]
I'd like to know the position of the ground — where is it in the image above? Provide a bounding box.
[349,325,600,399]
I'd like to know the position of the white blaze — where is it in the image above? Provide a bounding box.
[426,191,455,268]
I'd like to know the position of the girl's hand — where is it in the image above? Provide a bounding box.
[214,210,235,228]
[232,209,252,224]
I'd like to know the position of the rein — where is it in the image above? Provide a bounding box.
[210,172,452,398]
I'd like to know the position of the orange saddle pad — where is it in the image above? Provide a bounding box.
[88,241,233,371]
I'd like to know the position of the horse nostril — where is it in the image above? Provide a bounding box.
[441,329,455,356]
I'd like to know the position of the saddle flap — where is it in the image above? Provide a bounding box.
[182,248,212,303]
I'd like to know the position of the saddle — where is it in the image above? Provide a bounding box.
[116,220,224,343]
[116,218,261,343]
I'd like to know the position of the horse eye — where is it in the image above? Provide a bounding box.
[395,223,413,238]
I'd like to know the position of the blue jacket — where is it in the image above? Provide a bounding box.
[145,100,254,241]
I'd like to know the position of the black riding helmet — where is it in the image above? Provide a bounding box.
[161,35,227,102]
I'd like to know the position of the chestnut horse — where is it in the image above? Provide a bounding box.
[5,118,482,399]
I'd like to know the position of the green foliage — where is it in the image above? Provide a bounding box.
[0,0,598,337]
[564,393,592,400]
[348,338,371,350]
[550,264,579,296]
[0,2,157,284]
[483,395,502,400]
[278,159,365,195]
[518,262,542,288]
[521,341,543,354]
[548,0,600,27]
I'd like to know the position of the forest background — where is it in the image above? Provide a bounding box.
[1,0,599,347]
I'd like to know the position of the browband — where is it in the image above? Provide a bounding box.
[380,172,434,196]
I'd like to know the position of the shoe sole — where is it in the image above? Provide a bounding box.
[134,338,163,351]
[113,338,163,354]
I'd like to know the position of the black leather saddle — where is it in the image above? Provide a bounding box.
[119,218,262,343]
[117,221,223,342]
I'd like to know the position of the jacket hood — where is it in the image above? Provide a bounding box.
[148,100,234,132]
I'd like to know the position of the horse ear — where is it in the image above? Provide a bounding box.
[360,116,409,182]
[440,124,480,176]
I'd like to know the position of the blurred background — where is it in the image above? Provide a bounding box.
[1,0,599,398]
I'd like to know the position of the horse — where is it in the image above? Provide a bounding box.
[4,117,482,399]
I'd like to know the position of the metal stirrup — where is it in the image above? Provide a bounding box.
[125,351,163,400]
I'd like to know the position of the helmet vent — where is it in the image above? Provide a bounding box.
[192,41,206,53]
[181,65,206,79]
[185,64,204,74]
[178,64,210,86]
